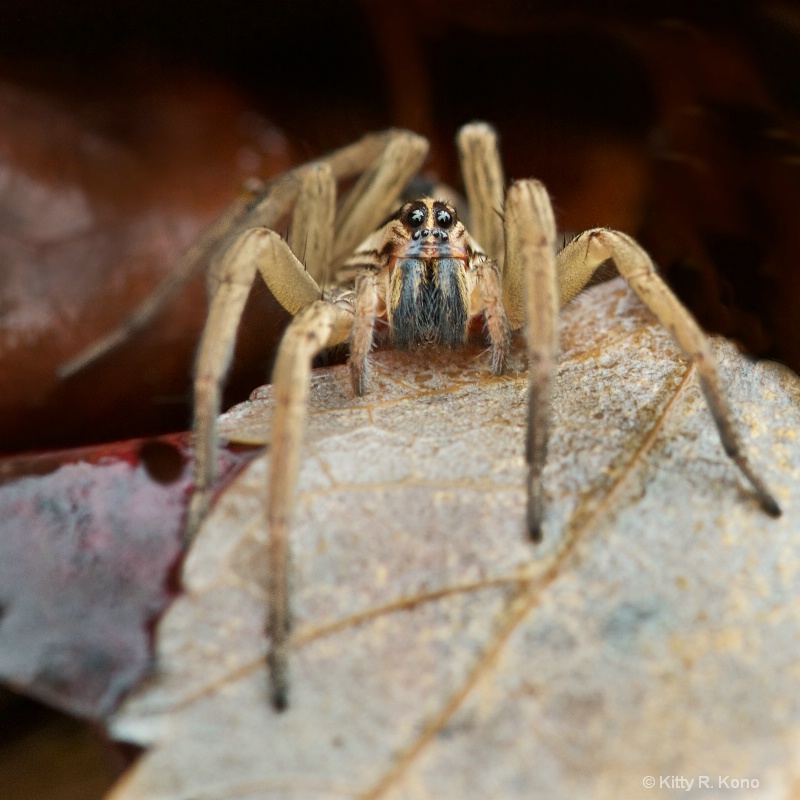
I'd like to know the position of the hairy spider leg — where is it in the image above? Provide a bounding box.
[264,134,430,709]
[557,228,782,517]
[267,300,352,710]
[504,180,559,542]
[185,131,429,542]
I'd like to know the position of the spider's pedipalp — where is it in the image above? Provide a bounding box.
[350,271,378,395]
[474,257,511,375]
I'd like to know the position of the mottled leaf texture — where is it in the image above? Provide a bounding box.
[0,436,255,719]
[109,279,799,800]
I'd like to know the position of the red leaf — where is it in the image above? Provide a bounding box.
[0,435,257,720]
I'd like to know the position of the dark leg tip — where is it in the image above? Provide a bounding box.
[349,365,369,397]
[527,498,544,543]
[762,495,782,519]
[528,522,543,544]
[491,353,508,377]
[271,686,289,713]
[184,489,210,546]
[267,648,290,712]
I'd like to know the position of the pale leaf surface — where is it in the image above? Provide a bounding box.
[109,279,800,800]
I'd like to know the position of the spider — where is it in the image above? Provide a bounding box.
[60,122,781,711]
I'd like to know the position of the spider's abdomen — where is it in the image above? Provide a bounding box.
[388,257,470,349]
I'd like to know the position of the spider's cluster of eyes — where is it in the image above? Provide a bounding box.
[407,205,454,241]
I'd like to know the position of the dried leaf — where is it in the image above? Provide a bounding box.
[109,279,799,799]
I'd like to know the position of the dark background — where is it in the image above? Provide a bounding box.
[1,2,799,795]
[2,0,799,455]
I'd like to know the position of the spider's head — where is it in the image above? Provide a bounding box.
[383,198,475,350]
[390,199,470,260]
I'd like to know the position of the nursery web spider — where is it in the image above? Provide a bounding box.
[60,122,781,710]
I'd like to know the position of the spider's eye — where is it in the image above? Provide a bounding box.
[435,208,453,228]
[406,206,426,228]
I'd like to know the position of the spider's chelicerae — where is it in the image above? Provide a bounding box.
[60,122,781,710]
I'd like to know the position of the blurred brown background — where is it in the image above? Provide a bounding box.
[1,1,800,795]
[2,0,800,456]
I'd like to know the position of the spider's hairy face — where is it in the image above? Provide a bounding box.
[386,199,470,259]
[382,198,475,349]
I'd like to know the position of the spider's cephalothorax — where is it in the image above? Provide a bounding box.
[342,198,483,350]
[340,195,510,399]
[387,199,472,349]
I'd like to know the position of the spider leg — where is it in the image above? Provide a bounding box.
[266,300,352,710]
[349,271,379,395]
[457,123,506,270]
[559,228,782,517]
[56,195,257,379]
[288,163,336,286]
[504,180,560,541]
[185,132,431,540]
[57,129,421,377]
[332,131,428,267]
[185,230,324,540]
[57,169,316,380]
